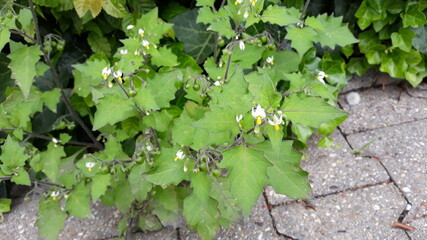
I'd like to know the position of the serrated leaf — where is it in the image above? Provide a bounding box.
[208,17,235,38]
[261,5,301,26]
[8,43,42,99]
[11,168,31,186]
[102,0,126,18]
[184,194,219,240]
[115,180,133,212]
[151,47,179,67]
[37,198,67,240]
[92,94,135,130]
[305,14,358,48]
[151,186,181,226]
[171,9,216,64]
[73,0,103,18]
[128,165,152,202]
[258,141,311,198]
[281,93,348,128]
[191,107,239,134]
[0,136,29,168]
[42,88,61,113]
[72,57,109,97]
[145,148,188,185]
[91,173,112,202]
[65,182,91,218]
[286,25,317,56]
[247,73,281,108]
[38,143,66,181]
[219,145,271,216]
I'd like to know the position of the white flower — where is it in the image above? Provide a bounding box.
[141,40,150,49]
[316,71,328,85]
[235,0,244,5]
[239,40,245,50]
[52,138,59,144]
[266,56,274,65]
[214,81,222,86]
[138,28,145,37]
[146,145,153,151]
[252,105,266,125]
[236,114,243,123]
[113,70,123,82]
[126,25,134,30]
[267,114,284,131]
[102,67,112,79]
[174,150,185,161]
[346,92,361,105]
[86,162,96,171]
[51,191,59,200]
[119,49,128,55]
[243,10,249,19]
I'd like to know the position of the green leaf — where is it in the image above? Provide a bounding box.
[191,107,239,134]
[281,93,348,128]
[65,182,92,218]
[317,136,335,148]
[271,50,301,75]
[87,32,111,57]
[379,49,408,78]
[73,0,103,18]
[91,173,112,202]
[401,3,427,28]
[247,73,282,108]
[37,198,67,240]
[291,123,313,145]
[0,136,29,168]
[286,25,317,56]
[128,0,156,14]
[171,9,216,64]
[151,47,179,67]
[219,145,271,216]
[0,53,13,101]
[0,199,11,213]
[114,180,133,212]
[128,164,152,202]
[11,168,31,186]
[38,143,66,181]
[92,94,135,130]
[258,141,311,198]
[72,57,109,97]
[208,17,235,39]
[34,0,60,7]
[8,43,42,99]
[196,0,215,6]
[305,14,358,48]
[184,193,219,240]
[145,148,188,185]
[42,88,61,113]
[134,8,173,44]
[151,186,181,226]
[391,28,415,52]
[59,133,72,144]
[411,26,427,55]
[261,5,301,26]
[102,0,126,18]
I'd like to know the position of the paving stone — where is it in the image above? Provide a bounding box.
[406,82,427,99]
[180,196,280,240]
[129,227,177,240]
[266,131,389,205]
[346,120,427,225]
[342,70,403,93]
[271,184,408,240]
[338,85,427,135]
[407,217,427,240]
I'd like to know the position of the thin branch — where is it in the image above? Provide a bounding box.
[28,0,103,150]
[9,29,37,43]
[114,79,147,117]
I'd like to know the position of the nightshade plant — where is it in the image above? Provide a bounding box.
[0,0,358,239]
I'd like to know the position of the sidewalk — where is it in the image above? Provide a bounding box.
[1,72,426,239]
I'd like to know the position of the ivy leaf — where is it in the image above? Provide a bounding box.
[411,26,427,55]
[8,43,42,99]
[281,93,348,128]
[0,136,29,168]
[37,198,67,240]
[286,25,317,56]
[42,88,61,113]
[91,173,112,202]
[379,49,408,78]
[305,14,358,48]
[401,3,427,28]
[11,168,31,186]
[219,145,271,216]
[258,141,311,198]
[145,148,188,186]
[128,164,152,202]
[92,94,135,130]
[391,27,415,52]
[184,193,219,240]
[171,9,216,64]
[261,5,301,26]
[73,0,103,18]
[65,182,92,218]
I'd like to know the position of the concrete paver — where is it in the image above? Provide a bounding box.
[266,130,389,205]
[342,70,403,93]
[271,184,408,240]
[338,85,427,134]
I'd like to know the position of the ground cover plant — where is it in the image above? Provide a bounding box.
[0,0,424,239]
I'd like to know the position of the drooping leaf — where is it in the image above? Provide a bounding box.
[42,88,61,113]
[65,182,92,218]
[128,164,152,202]
[35,143,66,181]
[91,173,112,202]
[184,193,219,240]
[286,25,317,56]
[219,145,271,216]
[114,180,133,212]
[281,93,348,128]
[37,198,67,240]
[145,148,188,186]
[391,27,415,52]
[92,94,135,130]
[8,43,42,99]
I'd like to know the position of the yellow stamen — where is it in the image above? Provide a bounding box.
[325,74,329,78]
[140,33,144,37]
[271,61,274,65]
[256,118,262,125]
[174,157,179,161]
[118,77,123,83]
[146,46,150,49]
[52,196,56,200]
[103,75,107,79]
[274,125,280,131]
[251,0,256,5]
[235,1,238,5]
[88,168,92,172]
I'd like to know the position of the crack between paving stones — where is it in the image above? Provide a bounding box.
[338,126,413,239]
[176,227,181,240]
[262,191,298,240]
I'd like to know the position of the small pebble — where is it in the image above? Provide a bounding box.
[402,187,411,193]
[346,92,361,105]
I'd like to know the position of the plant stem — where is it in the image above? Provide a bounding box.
[28,0,103,150]
[114,79,147,116]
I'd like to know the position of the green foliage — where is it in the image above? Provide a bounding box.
[5,0,425,239]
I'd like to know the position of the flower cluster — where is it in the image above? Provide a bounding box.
[250,105,284,131]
